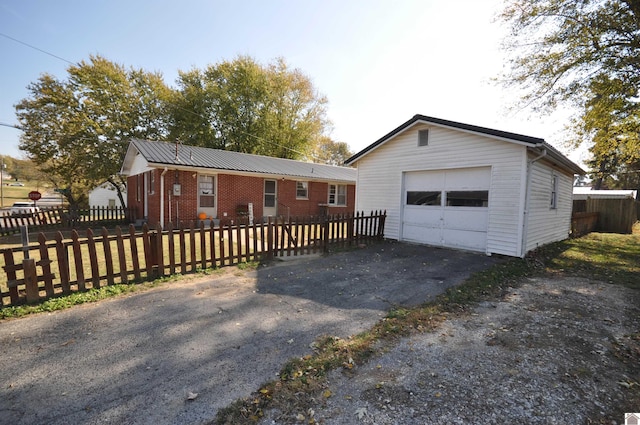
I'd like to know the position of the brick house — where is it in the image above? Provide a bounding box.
[120,139,356,227]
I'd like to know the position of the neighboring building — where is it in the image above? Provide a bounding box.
[88,182,126,208]
[120,139,356,227]
[573,187,638,200]
[345,115,585,257]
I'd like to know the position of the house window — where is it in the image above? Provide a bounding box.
[136,175,142,202]
[328,184,347,206]
[407,191,441,206]
[418,129,429,146]
[296,181,309,199]
[446,191,489,207]
[550,175,558,209]
[108,199,116,208]
[147,170,155,195]
[199,175,215,207]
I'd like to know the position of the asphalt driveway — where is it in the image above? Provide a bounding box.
[0,241,499,424]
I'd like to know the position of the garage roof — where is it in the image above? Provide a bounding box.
[345,115,585,175]
[122,139,357,183]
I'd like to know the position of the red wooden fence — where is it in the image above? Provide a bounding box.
[0,211,386,307]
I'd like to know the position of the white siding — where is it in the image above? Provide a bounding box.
[89,184,126,208]
[129,153,153,176]
[524,158,574,252]
[354,124,527,256]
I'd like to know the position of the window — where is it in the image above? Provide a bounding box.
[199,175,215,207]
[296,181,309,199]
[328,184,347,206]
[446,191,489,207]
[147,170,155,195]
[418,129,429,146]
[136,174,142,201]
[407,191,441,206]
[550,175,558,209]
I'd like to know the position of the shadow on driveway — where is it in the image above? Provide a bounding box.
[0,241,499,425]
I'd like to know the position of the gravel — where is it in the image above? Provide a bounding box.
[260,277,640,424]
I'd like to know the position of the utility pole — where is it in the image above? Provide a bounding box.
[1,156,4,207]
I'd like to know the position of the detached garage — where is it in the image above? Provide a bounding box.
[345,115,585,257]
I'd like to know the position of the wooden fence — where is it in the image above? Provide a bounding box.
[571,212,599,237]
[0,211,386,307]
[0,206,130,236]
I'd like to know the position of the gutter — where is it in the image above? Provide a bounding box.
[521,148,547,257]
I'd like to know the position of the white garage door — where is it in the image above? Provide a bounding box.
[402,167,491,252]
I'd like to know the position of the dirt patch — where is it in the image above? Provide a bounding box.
[260,277,640,424]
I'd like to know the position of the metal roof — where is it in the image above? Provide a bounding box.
[346,114,585,175]
[128,139,356,183]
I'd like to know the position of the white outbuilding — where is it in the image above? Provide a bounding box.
[345,115,585,257]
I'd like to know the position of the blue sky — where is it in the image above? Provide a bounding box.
[0,0,581,163]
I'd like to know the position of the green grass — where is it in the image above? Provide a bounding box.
[1,180,53,207]
[213,228,640,424]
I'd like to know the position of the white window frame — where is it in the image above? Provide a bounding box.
[418,129,429,146]
[328,184,347,206]
[147,170,155,195]
[198,175,216,208]
[550,175,558,209]
[296,181,309,199]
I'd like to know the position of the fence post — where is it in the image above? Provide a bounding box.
[266,216,274,260]
[23,258,39,304]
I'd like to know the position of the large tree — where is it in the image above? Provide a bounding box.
[499,0,640,189]
[170,56,329,160]
[16,55,173,208]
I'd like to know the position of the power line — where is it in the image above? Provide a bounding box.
[0,122,23,130]
[0,32,77,66]
[1,32,328,162]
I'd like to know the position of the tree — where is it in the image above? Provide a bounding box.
[16,56,173,208]
[170,56,329,159]
[311,137,354,166]
[498,0,640,188]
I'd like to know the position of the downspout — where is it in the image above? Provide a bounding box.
[160,167,168,229]
[521,148,547,257]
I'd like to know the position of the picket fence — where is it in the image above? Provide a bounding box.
[0,211,386,307]
[0,206,130,236]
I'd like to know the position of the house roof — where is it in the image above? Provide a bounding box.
[573,187,638,200]
[345,114,585,175]
[122,139,357,183]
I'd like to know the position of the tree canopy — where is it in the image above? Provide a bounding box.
[16,55,173,207]
[16,55,341,208]
[499,0,640,189]
[170,56,330,160]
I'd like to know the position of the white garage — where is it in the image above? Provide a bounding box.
[345,115,585,257]
[402,167,490,252]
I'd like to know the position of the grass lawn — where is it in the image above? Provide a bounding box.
[1,180,53,208]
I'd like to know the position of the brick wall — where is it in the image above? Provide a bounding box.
[127,169,356,226]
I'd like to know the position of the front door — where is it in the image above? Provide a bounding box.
[263,179,277,217]
[198,174,217,219]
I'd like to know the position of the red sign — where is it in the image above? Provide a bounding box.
[28,191,42,201]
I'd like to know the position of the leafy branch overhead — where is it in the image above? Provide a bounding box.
[499,0,640,189]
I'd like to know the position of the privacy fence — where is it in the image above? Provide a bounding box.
[0,211,386,307]
[0,206,130,236]
[573,198,639,234]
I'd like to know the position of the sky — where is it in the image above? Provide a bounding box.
[0,0,584,164]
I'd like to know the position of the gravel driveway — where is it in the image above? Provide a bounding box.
[0,241,497,424]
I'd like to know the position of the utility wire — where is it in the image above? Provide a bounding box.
[1,32,327,162]
[0,32,77,65]
[0,122,23,130]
